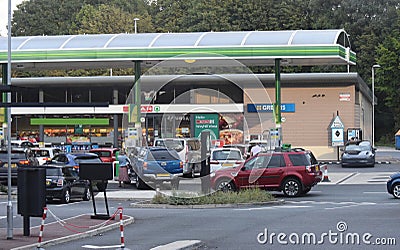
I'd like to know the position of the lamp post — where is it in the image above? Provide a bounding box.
[372,64,381,147]
[134,18,140,34]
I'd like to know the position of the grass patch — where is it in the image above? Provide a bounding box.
[151,188,275,205]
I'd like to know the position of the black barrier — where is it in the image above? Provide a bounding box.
[17,167,46,236]
[79,162,113,220]
[200,131,211,194]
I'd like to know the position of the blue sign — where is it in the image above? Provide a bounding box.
[247,103,295,113]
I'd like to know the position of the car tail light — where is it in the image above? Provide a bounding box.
[43,157,51,162]
[180,161,183,168]
[57,179,63,187]
[73,165,79,170]
[19,160,29,165]
[235,160,243,164]
[143,162,148,170]
[210,160,219,164]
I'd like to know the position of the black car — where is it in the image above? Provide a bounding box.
[44,165,91,204]
[0,148,39,183]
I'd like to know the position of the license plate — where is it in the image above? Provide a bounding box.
[222,163,234,167]
[156,173,170,177]
[316,165,320,171]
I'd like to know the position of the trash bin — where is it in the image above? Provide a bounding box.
[396,130,400,150]
[17,167,46,217]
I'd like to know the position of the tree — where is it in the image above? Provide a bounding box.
[71,4,154,34]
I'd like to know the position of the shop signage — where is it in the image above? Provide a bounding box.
[194,114,219,140]
[247,103,295,113]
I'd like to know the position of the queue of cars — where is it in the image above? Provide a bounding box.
[3,138,400,201]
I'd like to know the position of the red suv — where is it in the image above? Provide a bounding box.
[210,148,323,197]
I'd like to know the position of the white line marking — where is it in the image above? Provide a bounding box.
[82,244,122,249]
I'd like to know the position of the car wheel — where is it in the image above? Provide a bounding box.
[82,187,91,201]
[282,178,302,197]
[216,178,236,192]
[392,183,400,199]
[171,180,180,190]
[61,188,71,204]
[135,175,148,190]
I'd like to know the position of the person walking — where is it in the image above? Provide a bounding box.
[250,143,262,157]
[118,155,131,188]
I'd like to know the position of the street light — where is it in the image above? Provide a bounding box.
[372,64,381,147]
[134,18,140,34]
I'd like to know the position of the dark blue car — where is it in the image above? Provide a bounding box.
[132,147,183,190]
[387,172,400,199]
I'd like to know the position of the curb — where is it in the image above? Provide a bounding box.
[131,199,285,209]
[11,215,134,250]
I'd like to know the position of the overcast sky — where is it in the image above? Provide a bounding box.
[0,0,24,37]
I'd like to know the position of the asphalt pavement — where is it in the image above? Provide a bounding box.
[0,146,398,250]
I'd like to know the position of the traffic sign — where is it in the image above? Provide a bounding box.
[330,116,344,128]
[332,128,344,146]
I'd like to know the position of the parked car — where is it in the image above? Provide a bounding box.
[387,172,400,199]
[222,144,249,159]
[31,147,62,165]
[47,152,105,191]
[44,165,91,204]
[210,147,323,197]
[89,148,119,163]
[341,140,375,167]
[48,152,103,168]
[210,148,244,173]
[154,138,201,178]
[0,148,39,183]
[132,147,183,190]
[11,140,35,149]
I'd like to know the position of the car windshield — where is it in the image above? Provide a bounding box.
[0,153,26,160]
[213,150,241,160]
[147,150,180,161]
[75,156,102,163]
[346,145,370,151]
[93,151,111,157]
[33,150,50,157]
[155,140,184,152]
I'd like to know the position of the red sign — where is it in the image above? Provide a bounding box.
[141,106,153,113]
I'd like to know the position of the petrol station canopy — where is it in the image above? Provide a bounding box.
[0,29,356,70]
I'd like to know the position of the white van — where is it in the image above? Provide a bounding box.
[154,138,201,178]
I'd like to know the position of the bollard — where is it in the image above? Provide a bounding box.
[119,207,125,249]
[37,207,48,250]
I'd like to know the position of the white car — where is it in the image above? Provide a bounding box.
[31,147,63,165]
[210,148,244,173]
[154,138,201,178]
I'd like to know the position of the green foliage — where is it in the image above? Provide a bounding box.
[151,188,275,205]
[7,0,400,140]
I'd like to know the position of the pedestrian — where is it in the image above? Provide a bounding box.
[250,143,262,157]
[118,156,130,188]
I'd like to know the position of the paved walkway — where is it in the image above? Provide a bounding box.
[0,213,133,250]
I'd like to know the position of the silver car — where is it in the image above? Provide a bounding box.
[341,140,375,167]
